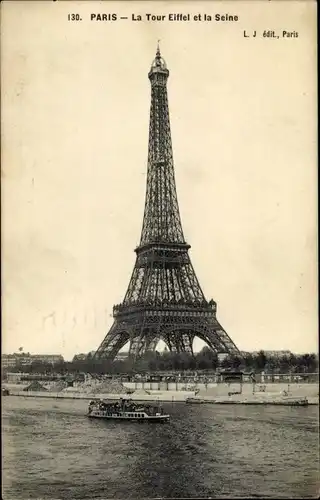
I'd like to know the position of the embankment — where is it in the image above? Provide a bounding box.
[7,390,195,402]
[121,381,319,399]
[3,378,318,404]
[4,383,318,404]
[197,382,319,398]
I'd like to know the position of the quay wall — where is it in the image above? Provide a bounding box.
[122,381,319,398]
[7,390,318,405]
[199,382,319,398]
[8,390,195,402]
[6,384,318,404]
[4,382,318,399]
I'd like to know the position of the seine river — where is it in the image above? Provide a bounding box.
[2,396,319,499]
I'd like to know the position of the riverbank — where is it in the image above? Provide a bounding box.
[6,390,193,402]
[3,380,318,405]
[4,389,318,405]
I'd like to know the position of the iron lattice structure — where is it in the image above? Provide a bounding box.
[94,47,240,360]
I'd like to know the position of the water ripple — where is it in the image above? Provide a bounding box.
[2,397,319,499]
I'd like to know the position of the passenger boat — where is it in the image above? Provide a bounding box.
[186,396,309,406]
[194,397,309,406]
[261,397,309,407]
[186,397,205,404]
[87,398,170,422]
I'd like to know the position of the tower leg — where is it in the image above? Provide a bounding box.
[163,331,194,354]
[179,332,194,354]
[158,320,239,356]
[163,334,178,353]
[94,323,130,360]
[129,329,162,358]
[195,320,239,355]
[129,335,146,358]
[144,335,161,352]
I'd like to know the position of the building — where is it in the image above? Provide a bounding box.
[72,353,88,362]
[1,353,64,368]
[72,351,96,362]
[115,352,129,361]
[217,353,229,362]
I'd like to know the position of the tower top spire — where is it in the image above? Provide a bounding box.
[156,40,161,58]
[149,41,168,75]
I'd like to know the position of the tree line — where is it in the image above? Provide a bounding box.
[2,348,318,376]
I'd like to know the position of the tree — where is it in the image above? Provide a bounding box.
[4,349,317,376]
[254,350,267,371]
[195,346,218,370]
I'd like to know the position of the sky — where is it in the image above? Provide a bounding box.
[2,1,317,360]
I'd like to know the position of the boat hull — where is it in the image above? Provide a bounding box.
[186,399,204,404]
[88,413,169,422]
[186,397,309,406]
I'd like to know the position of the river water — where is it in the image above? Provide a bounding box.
[2,396,319,499]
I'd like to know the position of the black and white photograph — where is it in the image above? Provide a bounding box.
[1,1,318,499]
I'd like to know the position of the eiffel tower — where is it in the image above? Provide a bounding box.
[94,46,240,360]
